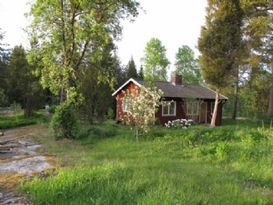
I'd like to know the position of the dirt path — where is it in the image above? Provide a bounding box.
[0,125,53,205]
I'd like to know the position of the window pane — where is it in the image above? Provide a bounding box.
[186,101,199,115]
[163,104,169,115]
[169,102,175,115]
[123,98,131,112]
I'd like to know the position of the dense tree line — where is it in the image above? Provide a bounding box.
[198,0,273,123]
[0,41,45,116]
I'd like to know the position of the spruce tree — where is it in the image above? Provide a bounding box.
[127,57,138,79]
[138,65,144,80]
[198,0,243,127]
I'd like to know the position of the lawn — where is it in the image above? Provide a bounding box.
[22,119,273,205]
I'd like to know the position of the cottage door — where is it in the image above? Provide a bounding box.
[200,102,207,123]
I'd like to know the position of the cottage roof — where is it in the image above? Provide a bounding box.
[112,78,228,100]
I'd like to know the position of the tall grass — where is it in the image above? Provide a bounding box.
[0,112,49,129]
[22,120,273,204]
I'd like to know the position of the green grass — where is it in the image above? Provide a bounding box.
[21,120,273,205]
[0,111,49,129]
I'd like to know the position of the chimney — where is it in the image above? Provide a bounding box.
[171,73,182,85]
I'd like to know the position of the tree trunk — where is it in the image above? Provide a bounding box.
[232,68,239,120]
[60,88,67,103]
[268,87,273,117]
[24,97,32,117]
[210,88,220,128]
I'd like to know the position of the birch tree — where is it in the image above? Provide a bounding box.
[28,0,139,102]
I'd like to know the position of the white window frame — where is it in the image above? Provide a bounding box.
[162,101,176,116]
[186,101,199,116]
[122,98,131,113]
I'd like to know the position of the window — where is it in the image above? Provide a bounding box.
[186,101,199,115]
[162,101,176,116]
[122,98,131,112]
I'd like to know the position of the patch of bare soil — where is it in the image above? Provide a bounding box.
[0,125,54,205]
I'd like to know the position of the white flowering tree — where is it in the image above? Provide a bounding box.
[121,86,163,141]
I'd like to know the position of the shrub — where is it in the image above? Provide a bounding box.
[107,107,114,119]
[48,105,57,114]
[165,119,194,129]
[50,102,78,140]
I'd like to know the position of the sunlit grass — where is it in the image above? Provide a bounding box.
[22,120,273,204]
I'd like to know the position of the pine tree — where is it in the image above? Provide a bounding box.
[241,0,273,116]
[198,0,244,127]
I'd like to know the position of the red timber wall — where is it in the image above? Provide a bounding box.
[115,81,139,121]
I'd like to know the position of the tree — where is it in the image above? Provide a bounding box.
[79,41,119,123]
[127,57,138,79]
[175,45,201,84]
[0,29,8,99]
[7,45,45,116]
[28,0,140,103]
[138,65,144,80]
[121,86,163,141]
[198,0,244,127]
[142,38,170,81]
[241,0,273,117]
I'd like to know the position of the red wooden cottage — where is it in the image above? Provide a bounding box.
[112,74,227,126]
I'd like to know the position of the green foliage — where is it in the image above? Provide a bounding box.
[50,102,78,140]
[198,0,244,126]
[241,0,273,116]
[107,107,114,120]
[175,45,201,84]
[138,65,144,80]
[7,45,45,116]
[0,88,8,107]
[78,42,118,123]
[22,120,273,204]
[28,0,139,101]
[142,38,170,81]
[126,57,138,79]
[198,0,243,89]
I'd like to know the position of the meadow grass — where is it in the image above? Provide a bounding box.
[0,112,49,129]
[22,120,273,205]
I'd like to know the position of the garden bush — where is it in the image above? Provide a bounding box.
[50,102,78,140]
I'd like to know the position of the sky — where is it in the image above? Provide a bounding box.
[0,0,207,71]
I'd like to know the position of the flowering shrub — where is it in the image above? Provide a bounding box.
[120,86,163,141]
[165,119,194,129]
